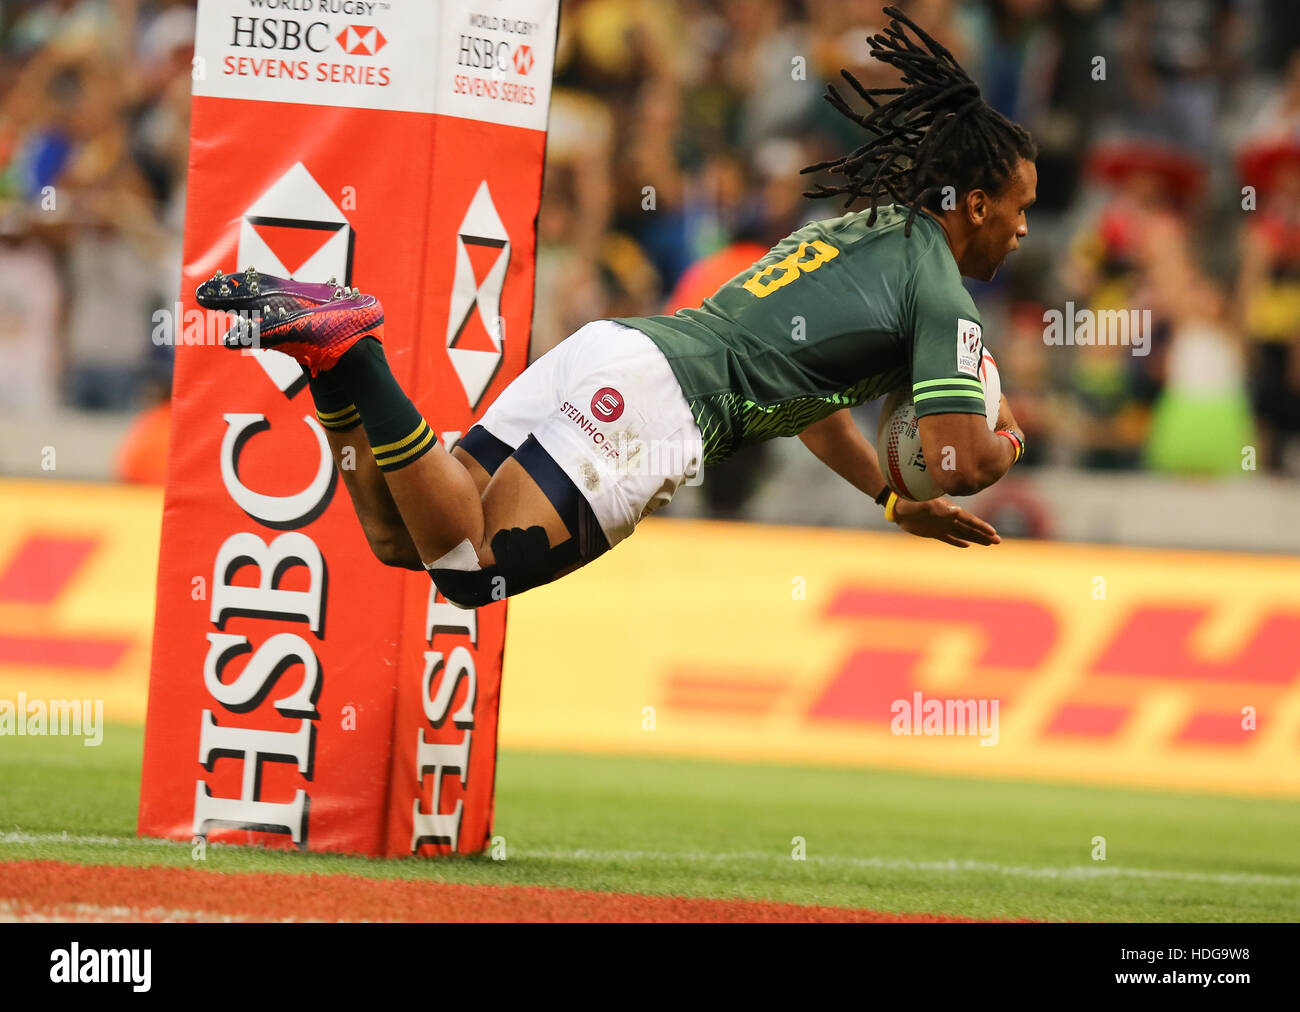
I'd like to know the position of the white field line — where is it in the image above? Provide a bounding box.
[0,898,329,923]
[1,831,182,848]
[3,831,1297,888]
[0,899,255,923]
[514,849,1300,888]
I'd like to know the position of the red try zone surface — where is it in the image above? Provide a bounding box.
[0,860,987,923]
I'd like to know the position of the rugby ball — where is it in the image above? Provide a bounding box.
[877,352,1001,501]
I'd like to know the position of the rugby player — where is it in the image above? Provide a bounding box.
[197,7,1030,609]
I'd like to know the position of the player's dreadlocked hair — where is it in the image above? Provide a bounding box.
[802,5,1036,236]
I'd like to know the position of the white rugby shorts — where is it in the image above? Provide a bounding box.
[472,319,703,548]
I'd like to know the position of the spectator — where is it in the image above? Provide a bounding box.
[0,0,1292,507]
[0,208,61,413]
[1118,0,1249,155]
[1237,137,1300,471]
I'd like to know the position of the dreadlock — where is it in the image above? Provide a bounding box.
[802,5,1036,236]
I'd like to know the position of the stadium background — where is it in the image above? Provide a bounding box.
[1,0,1299,922]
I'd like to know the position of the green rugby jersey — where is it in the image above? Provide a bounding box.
[613,204,988,465]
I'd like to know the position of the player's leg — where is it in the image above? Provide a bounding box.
[322,315,698,609]
[313,367,574,599]
[188,271,427,568]
[325,429,421,568]
[283,298,590,600]
[307,366,497,568]
[197,271,512,578]
[198,272,680,605]
[443,318,704,605]
[193,271,496,572]
[432,427,607,603]
[317,333,578,587]
[298,319,576,600]
[300,365,418,568]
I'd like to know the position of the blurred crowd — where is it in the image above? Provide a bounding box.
[0,0,189,480]
[1,0,1298,498]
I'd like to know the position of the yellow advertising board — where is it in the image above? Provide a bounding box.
[502,518,1300,798]
[0,481,161,727]
[4,479,1299,799]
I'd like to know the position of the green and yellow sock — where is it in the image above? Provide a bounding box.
[306,368,361,432]
[327,337,436,472]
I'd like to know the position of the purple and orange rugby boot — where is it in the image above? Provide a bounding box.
[195,266,384,375]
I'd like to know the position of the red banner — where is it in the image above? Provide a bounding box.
[138,0,558,856]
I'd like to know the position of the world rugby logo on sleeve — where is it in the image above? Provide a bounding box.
[956,318,982,377]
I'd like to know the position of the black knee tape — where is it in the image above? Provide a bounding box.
[457,425,514,476]
[429,526,581,608]
[429,433,611,608]
[513,435,610,563]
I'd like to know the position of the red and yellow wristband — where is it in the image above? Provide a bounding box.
[996,428,1026,465]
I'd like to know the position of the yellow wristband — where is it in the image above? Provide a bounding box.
[883,491,900,524]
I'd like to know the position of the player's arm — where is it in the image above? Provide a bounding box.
[907,240,1025,498]
[797,408,888,498]
[799,409,1000,547]
[918,400,1021,497]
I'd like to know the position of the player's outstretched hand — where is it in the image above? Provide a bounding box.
[893,497,1001,548]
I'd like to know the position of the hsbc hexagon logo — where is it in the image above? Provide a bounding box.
[445,181,509,409]
[512,45,533,75]
[237,161,354,392]
[336,25,387,56]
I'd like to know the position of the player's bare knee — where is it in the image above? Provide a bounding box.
[365,528,419,569]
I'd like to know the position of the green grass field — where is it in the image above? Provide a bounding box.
[2,724,1298,921]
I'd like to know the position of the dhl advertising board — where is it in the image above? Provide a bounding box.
[136,0,559,857]
[502,519,1300,799]
[3,481,1298,800]
[0,483,162,731]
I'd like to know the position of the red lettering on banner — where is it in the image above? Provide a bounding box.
[806,589,1054,724]
[0,535,97,604]
[315,63,391,85]
[1042,604,1299,747]
[221,56,393,87]
[223,56,311,80]
[824,588,1058,668]
[807,647,921,723]
[0,534,133,669]
[0,633,130,669]
[652,582,1294,755]
[452,74,509,99]
[1091,606,1300,683]
[449,76,535,105]
[663,669,787,715]
[1043,703,1130,738]
[1176,711,1252,745]
[500,83,535,104]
